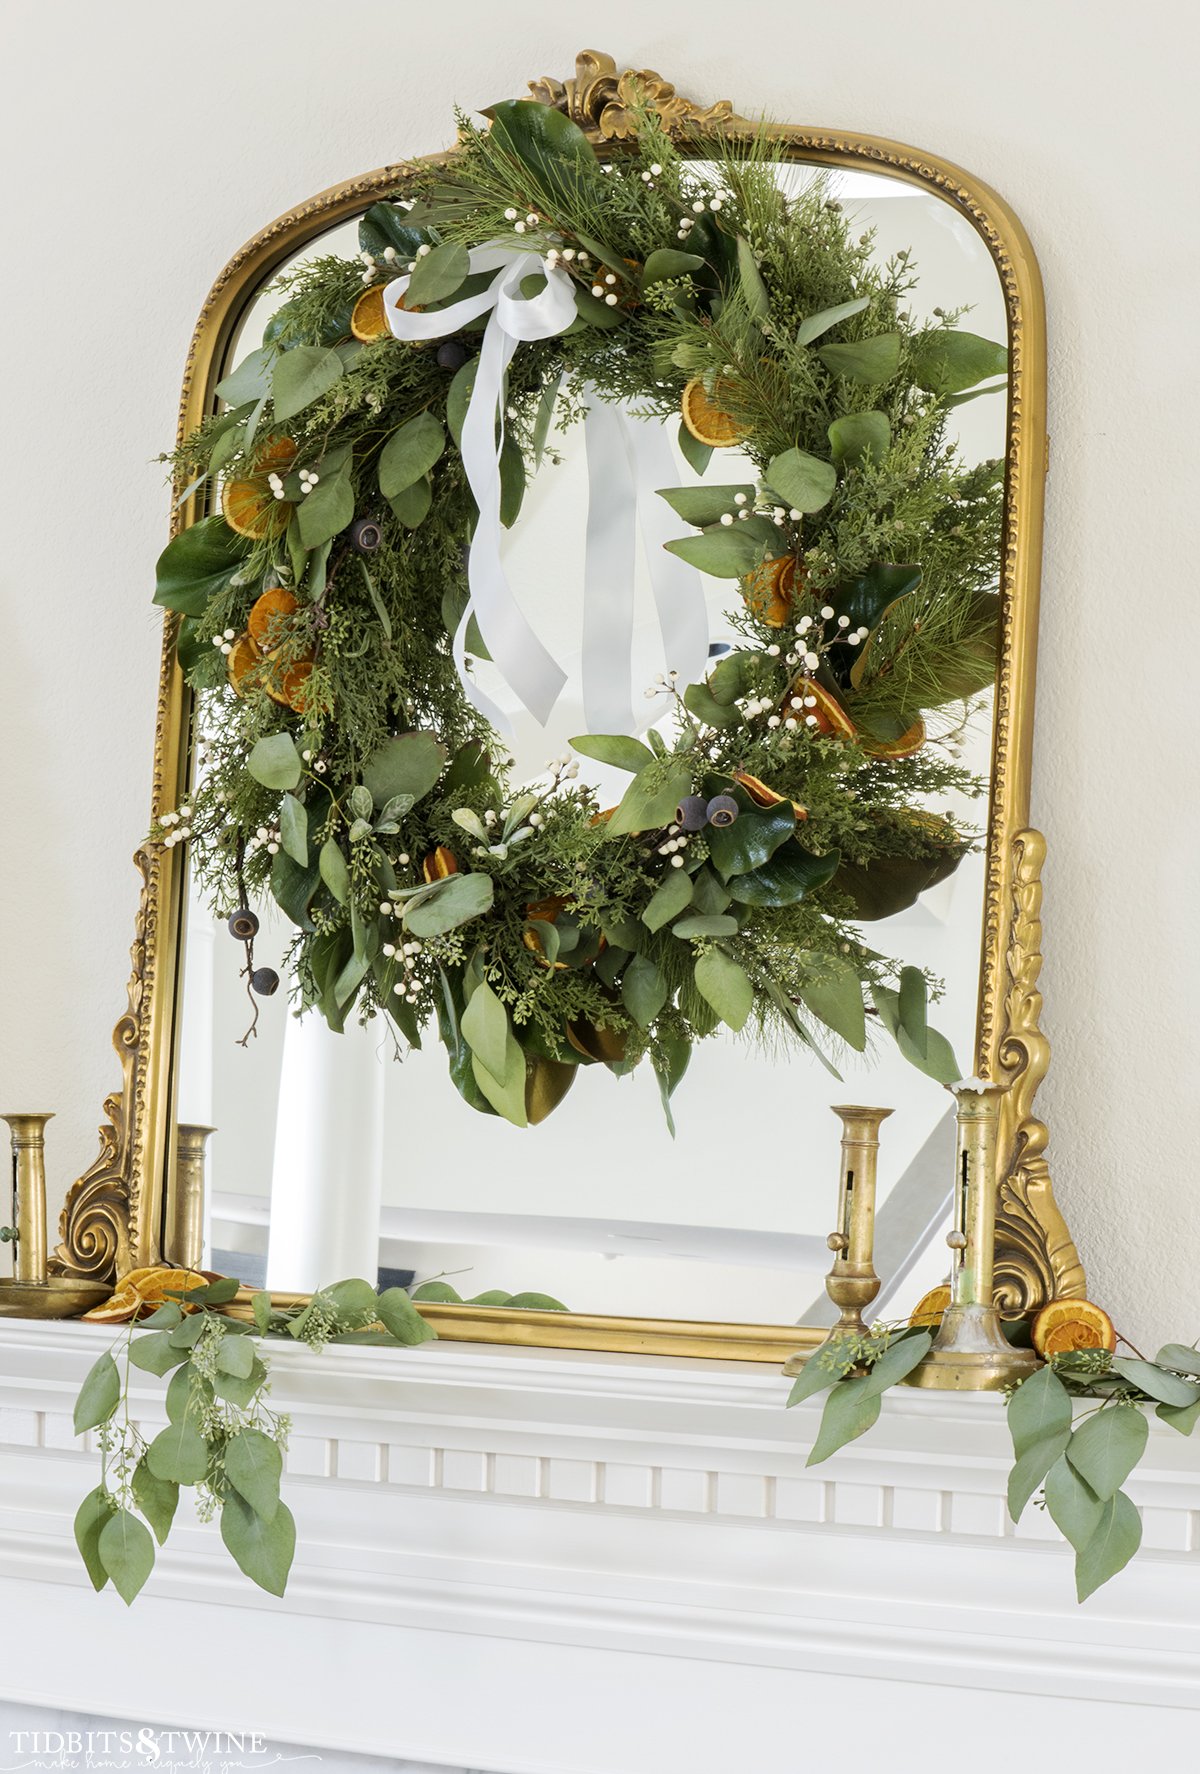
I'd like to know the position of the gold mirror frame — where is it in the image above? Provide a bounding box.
[51,51,1085,1359]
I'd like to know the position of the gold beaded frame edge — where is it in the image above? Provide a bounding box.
[52,50,1085,1354]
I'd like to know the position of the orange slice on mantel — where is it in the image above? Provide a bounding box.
[681,378,748,448]
[350,283,391,342]
[83,1266,210,1323]
[909,1284,952,1330]
[1031,1298,1117,1357]
[221,435,297,539]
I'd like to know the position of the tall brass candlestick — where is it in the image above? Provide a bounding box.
[783,1105,891,1375]
[165,1124,214,1271]
[1,1112,53,1285]
[908,1080,1037,1390]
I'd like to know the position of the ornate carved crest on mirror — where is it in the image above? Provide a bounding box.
[43,49,1084,1359]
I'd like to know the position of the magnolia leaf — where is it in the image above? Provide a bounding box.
[1112,1356,1200,1407]
[786,1339,857,1406]
[406,240,470,307]
[764,447,837,514]
[694,949,753,1032]
[146,1421,210,1486]
[362,732,446,808]
[706,804,795,879]
[247,733,301,792]
[1067,1404,1149,1500]
[404,872,493,938]
[795,296,870,345]
[131,1457,180,1548]
[486,99,600,214]
[154,516,249,616]
[828,410,891,466]
[74,1352,121,1434]
[569,734,655,774]
[1043,1453,1105,1552]
[220,1492,296,1597]
[376,1286,437,1345]
[98,1509,156,1607]
[379,411,446,497]
[1075,1489,1142,1602]
[271,344,344,424]
[726,844,840,907]
[74,1486,117,1591]
[817,332,901,384]
[1007,1429,1072,1522]
[642,868,694,932]
[807,1375,883,1466]
[910,328,1008,396]
[797,954,867,1051]
[621,953,669,1028]
[225,1428,283,1523]
[1006,1363,1073,1459]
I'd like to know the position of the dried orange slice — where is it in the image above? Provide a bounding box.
[262,651,314,713]
[226,633,260,696]
[221,435,297,539]
[731,770,807,821]
[422,845,459,882]
[247,585,299,647]
[1032,1298,1116,1357]
[788,679,858,739]
[83,1265,210,1323]
[681,378,748,448]
[909,1284,952,1329]
[351,283,390,342]
[860,716,926,761]
[742,555,798,627]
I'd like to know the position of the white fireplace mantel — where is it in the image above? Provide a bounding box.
[1,1319,1198,1772]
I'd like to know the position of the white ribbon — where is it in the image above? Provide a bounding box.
[383,246,708,736]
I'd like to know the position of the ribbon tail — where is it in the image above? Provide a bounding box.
[581,391,639,735]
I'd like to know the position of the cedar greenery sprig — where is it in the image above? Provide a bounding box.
[153,93,1008,1127]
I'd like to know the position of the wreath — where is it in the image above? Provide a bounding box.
[153,93,1007,1129]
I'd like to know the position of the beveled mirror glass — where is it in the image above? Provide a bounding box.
[52,54,1083,1357]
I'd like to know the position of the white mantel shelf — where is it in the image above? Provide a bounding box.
[1,1319,1198,1771]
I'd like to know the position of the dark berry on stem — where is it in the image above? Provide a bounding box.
[228,908,259,940]
[437,341,467,370]
[250,968,280,996]
[349,517,383,553]
[706,794,739,828]
[675,795,708,831]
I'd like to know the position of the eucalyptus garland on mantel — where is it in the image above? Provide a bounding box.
[154,88,1008,1128]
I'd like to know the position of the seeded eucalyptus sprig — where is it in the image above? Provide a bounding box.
[72,1276,435,1604]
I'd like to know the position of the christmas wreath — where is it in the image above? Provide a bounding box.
[154,94,1007,1128]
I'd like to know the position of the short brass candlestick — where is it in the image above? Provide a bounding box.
[783,1105,892,1376]
[1,1111,53,1284]
[908,1080,1038,1391]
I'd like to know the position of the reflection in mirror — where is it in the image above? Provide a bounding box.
[174,159,1007,1325]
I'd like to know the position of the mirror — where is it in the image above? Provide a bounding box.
[52,56,1081,1354]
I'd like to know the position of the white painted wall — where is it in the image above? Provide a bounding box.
[0,5,1196,1339]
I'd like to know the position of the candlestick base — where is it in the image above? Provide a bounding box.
[906,1302,1039,1391]
[782,1261,879,1376]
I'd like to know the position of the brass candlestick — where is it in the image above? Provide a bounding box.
[1,1112,53,1284]
[165,1124,214,1271]
[908,1080,1038,1391]
[783,1105,892,1376]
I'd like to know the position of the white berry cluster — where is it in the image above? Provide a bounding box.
[644,668,680,700]
[248,823,281,857]
[297,467,320,498]
[159,804,194,848]
[267,471,288,502]
[657,823,690,866]
[211,627,238,656]
[589,269,622,307]
[505,207,542,235]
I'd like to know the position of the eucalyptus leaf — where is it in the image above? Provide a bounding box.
[98,1509,156,1607]
[128,1331,190,1377]
[642,868,694,931]
[672,913,739,940]
[404,871,493,938]
[1043,1453,1104,1552]
[379,411,446,497]
[1154,1343,1200,1374]
[215,345,275,407]
[1075,1489,1142,1602]
[279,794,308,866]
[1156,1398,1200,1435]
[643,248,705,286]
[735,237,769,319]
[796,954,867,1051]
[318,838,350,905]
[569,734,655,774]
[860,1327,933,1395]
[462,977,528,1127]
[1112,1356,1200,1407]
[898,965,929,1059]
[131,1457,179,1548]
[225,1428,283,1522]
[1066,1404,1148,1500]
[389,475,433,529]
[271,344,344,424]
[1007,1363,1073,1460]
[693,949,753,1032]
[220,1492,296,1598]
[817,332,901,384]
[1007,1429,1072,1522]
[411,1281,463,1304]
[362,732,446,809]
[786,1338,857,1406]
[74,1486,116,1592]
[795,296,870,345]
[406,241,470,307]
[506,1292,568,1312]
[297,461,355,550]
[678,420,712,477]
[213,1356,269,1410]
[247,733,301,792]
[165,1365,212,1425]
[376,1286,437,1346]
[215,1334,255,1380]
[73,1352,120,1434]
[657,486,760,531]
[650,1028,690,1137]
[871,983,962,1085]
[764,447,837,514]
[828,410,891,467]
[621,953,669,1028]
[146,1421,210,1486]
[606,764,693,836]
[683,682,740,728]
[806,1375,883,1466]
[910,328,1008,396]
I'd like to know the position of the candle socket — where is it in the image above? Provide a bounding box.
[908,1080,1038,1391]
[1,1112,53,1285]
[783,1106,892,1377]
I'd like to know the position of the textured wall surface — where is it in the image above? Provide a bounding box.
[0,0,1196,1347]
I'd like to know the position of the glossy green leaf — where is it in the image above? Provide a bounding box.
[1007,1363,1073,1460]
[569,733,655,774]
[358,202,426,261]
[74,1352,121,1434]
[910,328,1008,396]
[1066,1405,1149,1501]
[271,344,344,423]
[642,867,694,932]
[1043,1452,1105,1552]
[362,732,446,808]
[828,410,891,466]
[1007,1429,1072,1522]
[796,954,867,1050]
[726,844,840,907]
[694,949,753,1032]
[806,1375,883,1466]
[131,1457,179,1547]
[764,447,837,514]
[98,1508,156,1606]
[817,332,901,384]
[376,1286,437,1345]
[74,1486,117,1591]
[795,296,870,345]
[146,1421,210,1486]
[898,965,929,1059]
[247,733,301,791]
[225,1429,283,1523]
[1112,1356,1200,1407]
[404,872,493,938]
[220,1492,296,1598]
[621,953,669,1028]
[486,99,600,215]
[1075,1489,1142,1602]
[707,804,795,879]
[153,517,249,616]
[271,848,322,932]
